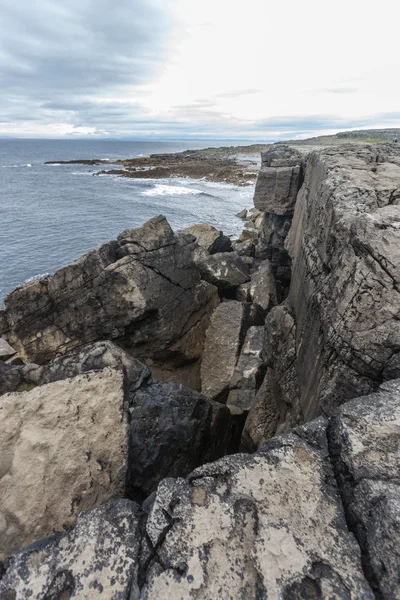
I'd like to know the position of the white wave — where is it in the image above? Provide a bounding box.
[142,184,204,197]
[24,273,50,284]
[1,163,32,168]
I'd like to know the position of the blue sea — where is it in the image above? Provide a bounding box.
[0,139,256,304]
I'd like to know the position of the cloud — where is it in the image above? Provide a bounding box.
[1,0,400,139]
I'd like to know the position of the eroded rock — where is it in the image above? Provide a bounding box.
[0,367,129,562]
[197,252,250,291]
[180,224,232,254]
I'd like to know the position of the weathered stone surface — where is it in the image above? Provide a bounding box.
[254,145,303,214]
[140,422,373,599]
[249,259,277,315]
[0,216,218,380]
[236,208,247,219]
[25,340,150,393]
[180,223,232,254]
[201,301,250,400]
[232,239,255,257]
[0,338,16,361]
[329,380,400,599]
[242,304,301,449]
[0,499,142,600]
[0,368,129,562]
[0,361,23,396]
[259,144,400,434]
[227,326,265,414]
[197,251,250,291]
[128,381,231,501]
[255,211,293,268]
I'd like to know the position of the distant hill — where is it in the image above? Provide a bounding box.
[285,128,400,146]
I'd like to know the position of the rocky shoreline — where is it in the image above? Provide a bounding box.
[1,142,400,598]
[45,144,269,185]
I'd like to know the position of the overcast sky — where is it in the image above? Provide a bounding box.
[1,0,400,140]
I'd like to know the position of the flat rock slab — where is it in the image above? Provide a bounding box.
[180,224,232,254]
[0,367,129,562]
[201,301,249,400]
[0,499,142,600]
[0,338,16,361]
[249,259,278,314]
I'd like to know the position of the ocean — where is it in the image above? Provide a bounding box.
[0,139,256,304]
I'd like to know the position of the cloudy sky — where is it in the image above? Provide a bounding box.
[1,0,400,140]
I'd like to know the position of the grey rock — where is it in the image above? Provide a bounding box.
[128,381,231,500]
[0,360,23,396]
[235,282,251,302]
[0,338,16,361]
[329,380,400,598]
[232,239,255,257]
[255,211,293,268]
[236,208,248,219]
[0,499,142,600]
[261,144,303,168]
[197,251,250,291]
[249,259,278,315]
[25,340,150,393]
[260,144,400,434]
[180,223,232,254]
[201,301,250,400]
[0,368,129,562]
[140,424,373,599]
[227,326,265,414]
[0,216,218,386]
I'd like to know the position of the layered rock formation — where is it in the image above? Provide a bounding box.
[248,144,400,446]
[0,215,219,388]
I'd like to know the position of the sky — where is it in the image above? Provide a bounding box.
[1,0,400,141]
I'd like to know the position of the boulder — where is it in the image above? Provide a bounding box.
[197,252,250,291]
[236,208,248,219]
[227,326,265,415]
[0,499,142,600]
[200,301,251,401]
[249,259,278,315]
[128,381,231,501]
[25,339,150,393]
[232,239,255,257]
[140,420,373,598]
[0,216,218,387]
[0,367,129,562]
[180,223,232,254]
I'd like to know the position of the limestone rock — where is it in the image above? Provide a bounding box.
[0,368,129,562]
[227,326,265,414]
[329,380,400,599]
[254,145,303,214]
[282,144,400,421]
[236,208,247,219]
[140,422,373,599]
[25,340,150,393]
[128,381,231,500]
[180,223,232,254]
[197,252,250,291]
[0,216,218,380]
[249,259,278,315]
[232,239,255,257]
[0,499,142,600]
[0,338,16,361]
[201,301,250,400]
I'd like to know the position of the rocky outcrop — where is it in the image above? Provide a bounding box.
[0,216,218,388]
[180,223,232,254]
[253,145,304,276]
[0,367,129,562]
[4,380,400,598]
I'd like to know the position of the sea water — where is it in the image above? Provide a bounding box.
[0,139,256,304]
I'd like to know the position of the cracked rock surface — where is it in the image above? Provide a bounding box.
[0,216,218,387]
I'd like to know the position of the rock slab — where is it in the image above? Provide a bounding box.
[0,367,129,562]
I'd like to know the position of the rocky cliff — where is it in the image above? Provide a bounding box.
[0,143,399,599]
